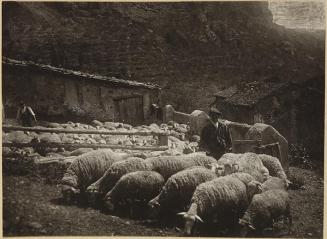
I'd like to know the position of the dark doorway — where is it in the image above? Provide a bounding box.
[114,95,144,125]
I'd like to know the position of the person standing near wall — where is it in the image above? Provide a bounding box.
[199,107,231,159]
[16,102,37,127]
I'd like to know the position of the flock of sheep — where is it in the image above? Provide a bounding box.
[60,148,291,237]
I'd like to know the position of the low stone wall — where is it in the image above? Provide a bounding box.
[162,105,210,136]
[162,105,191,125]
[173,111,191,124]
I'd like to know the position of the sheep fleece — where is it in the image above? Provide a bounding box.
[145,156,194,180]
[261,177,288,192]
[61,149,128,190]
[184,153,218,168]
[241,189,290,230]
[91,157,149,193]
[229,172,255,185]
[188,175,249,219]
[105,171,165,203]
[218,152,265,182]
[258,154,287,180]
[153,166,217,208]
[145,154,218,180]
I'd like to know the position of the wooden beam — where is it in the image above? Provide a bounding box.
[158,135,169,146]
[2,125,169,136]
[34,156,77,164]
[2,142,169,151]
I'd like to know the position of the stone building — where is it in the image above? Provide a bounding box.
[3,57,161,125]
[214,81,296,141]
[213,78,324,158]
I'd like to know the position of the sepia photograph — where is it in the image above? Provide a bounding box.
[2,1,325,237]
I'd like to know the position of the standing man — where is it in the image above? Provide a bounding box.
[199,107,231,159]
[16,102,37,127]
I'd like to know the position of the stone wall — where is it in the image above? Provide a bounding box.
[162,105,191,125]
[3,65,159,124]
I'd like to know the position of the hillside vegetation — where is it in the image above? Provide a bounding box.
[3,2,324,112]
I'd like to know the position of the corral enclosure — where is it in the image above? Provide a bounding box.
[2,120,324,238]
[2,1,325,238]
[3,58,160,125]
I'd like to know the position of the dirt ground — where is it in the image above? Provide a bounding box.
[3,166,324,237]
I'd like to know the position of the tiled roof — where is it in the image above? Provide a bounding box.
[216,81,293,106]
[3,57,161,90]
[215,85,238,98]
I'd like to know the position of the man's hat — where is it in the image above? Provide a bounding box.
[209,107,222,116]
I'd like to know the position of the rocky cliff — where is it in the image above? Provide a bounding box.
[2,2,324,112]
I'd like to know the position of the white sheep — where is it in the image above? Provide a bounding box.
[148,166,217,217]
[245,123,289,174]
[247,176,288,199]
[218,152,268,182]
[86,157,149,203]
[60,149,129,203]
[184,152,218,169]
[239,189,292,236]
[144,156,194,181]
[68,148,94,156]
[229,172,256,185]
[104,171,165,212]
[210,162,240,176]
[258,154,289,184]
[87,153,215,204]
[145,154,219,181]
[177,174,250,235]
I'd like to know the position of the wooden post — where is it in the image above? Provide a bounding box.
[232,140,261,154]
[158,135,168,147]
[2,125,170,151]
[3,142,169,151]
[162,105,174,123]
[2,125,168,136]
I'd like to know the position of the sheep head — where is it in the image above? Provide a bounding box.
[260,167,270,181]
[104,193,115,211]
[239,218,256,236]
[86,184,101,205]
[104,197,115,211]
[285,179,292,189]
[224,162,240,175]
[148,198,160,209]
[247,180,262,201]
[61,185,80,204]
[210,163,225,177]
[147,198,160,218]
[232,163,240,173]
[177,212,203,236]
[223,163,233,175]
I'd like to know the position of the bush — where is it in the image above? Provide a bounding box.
[289,144,313,170]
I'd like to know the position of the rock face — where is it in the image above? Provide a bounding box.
[2,2,324,113]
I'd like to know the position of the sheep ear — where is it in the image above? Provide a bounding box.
[177,212,186,216]
[285,179,292,187]
[71,187,80,194]
[258,184,263,192]
[233,164,239,171]
[152,201,160,208]
[248,224,256,230]
[195,215,204,223]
